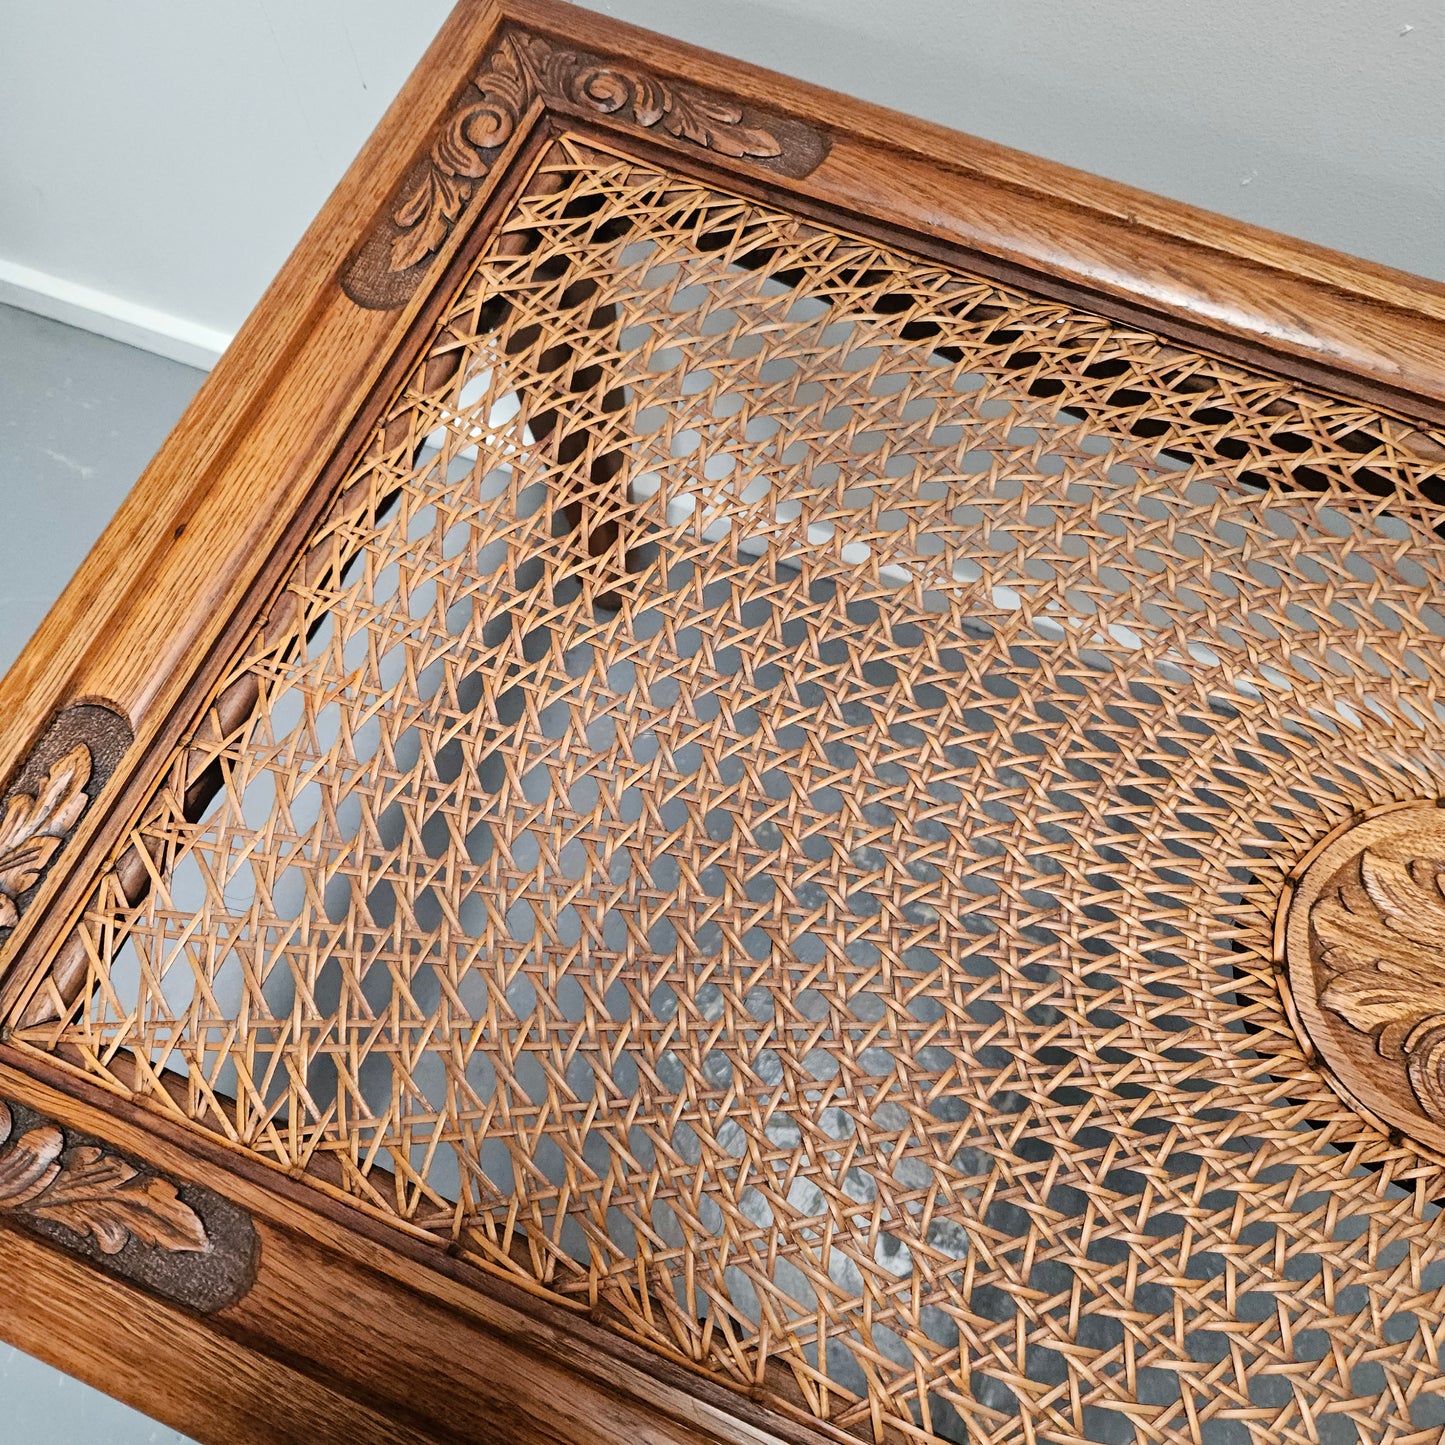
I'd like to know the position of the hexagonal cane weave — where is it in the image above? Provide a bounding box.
[19,137,1445,1443]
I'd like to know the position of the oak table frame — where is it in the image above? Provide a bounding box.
[5,3,1445,1443]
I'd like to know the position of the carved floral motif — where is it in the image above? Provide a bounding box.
[0,1100,208,1255]
[387,29,796,273]
[0,744,90,928]
[1311,842,1445,1123]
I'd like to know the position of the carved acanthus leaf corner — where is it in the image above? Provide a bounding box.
[0,1100,208,1256]
[389,38,532,272]
[387,30,792,274]
[0,744,91,929]
[343,26,828,307]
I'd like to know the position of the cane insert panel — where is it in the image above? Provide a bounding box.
[16,137,1445,1443]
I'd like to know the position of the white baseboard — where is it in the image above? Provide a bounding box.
[0,258,233,371]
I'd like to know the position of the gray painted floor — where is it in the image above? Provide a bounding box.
[0,300,202,1440]
[0,303,205,673]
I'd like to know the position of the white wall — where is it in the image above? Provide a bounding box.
[1,1,1443,366]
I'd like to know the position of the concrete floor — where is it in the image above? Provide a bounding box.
[0,300,202,1440]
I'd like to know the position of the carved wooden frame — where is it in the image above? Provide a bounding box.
[7,1,1445,1440]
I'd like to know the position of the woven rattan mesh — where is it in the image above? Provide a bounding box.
[19,137,1445,1442]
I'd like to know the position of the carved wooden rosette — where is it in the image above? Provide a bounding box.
[1283,801,1445,1153]
[0,1097,256,1312]
[342,25,830,309]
